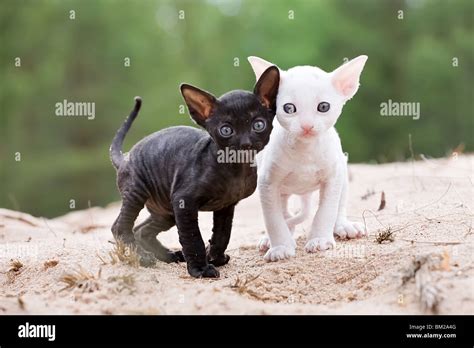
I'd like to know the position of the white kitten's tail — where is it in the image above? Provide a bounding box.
[286,193,313,227]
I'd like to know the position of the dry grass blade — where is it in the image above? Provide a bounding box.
[98,240,140,267]
[229,273,263,300]
[43,260,59,270]
[109,240,140,268]
[0,210,41,227]
[375,227,394,244]
[6,259,24,283]
[9,259,23,272]
[60,266,101,292]
[80,224,107,233]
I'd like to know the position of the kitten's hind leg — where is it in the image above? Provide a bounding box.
[134,215,185,263]
[333,167,365,239]
[111,197,157,267]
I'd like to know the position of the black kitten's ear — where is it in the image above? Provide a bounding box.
[253,66,280,110]
[180,84,217,127]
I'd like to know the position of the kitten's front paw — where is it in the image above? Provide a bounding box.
[167,250,186,263]
[188,264,220,278]
[264,245,295,262]
[334,220,365,239]
[207,253,230,267]
[304,237,336,253]
[258,236,271,253]
[258,236,296,254]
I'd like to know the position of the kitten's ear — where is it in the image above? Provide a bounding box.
[248,56,276,80]
[331,55,368,100]
[253,66,280,110]
[180,84,217,127]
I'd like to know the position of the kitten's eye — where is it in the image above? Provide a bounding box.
[283,103,297,114]
[219,125,233,137]
[317,102,330,113]
[252,119,266,132]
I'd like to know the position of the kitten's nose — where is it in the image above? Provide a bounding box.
[301,124,314,132]
[239,134,252,150]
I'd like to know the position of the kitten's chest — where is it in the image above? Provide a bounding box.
[201,168,257,210]
[281,163,326,195]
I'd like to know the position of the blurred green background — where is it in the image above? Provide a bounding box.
[1,0,473,217]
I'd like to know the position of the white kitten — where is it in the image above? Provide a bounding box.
[248,55,368,261]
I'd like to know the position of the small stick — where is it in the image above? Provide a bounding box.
[398,238,463,246]
[377,191,386,211]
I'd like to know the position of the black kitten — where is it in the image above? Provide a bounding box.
[110,66,279,278]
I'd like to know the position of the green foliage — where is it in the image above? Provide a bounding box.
[1,0,472,217]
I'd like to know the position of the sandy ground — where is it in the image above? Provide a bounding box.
[1,155,473,315]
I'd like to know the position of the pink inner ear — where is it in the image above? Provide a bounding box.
[333,73,358,97]
[341,83,355,96]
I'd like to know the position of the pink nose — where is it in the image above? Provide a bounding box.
[301,124,314,132]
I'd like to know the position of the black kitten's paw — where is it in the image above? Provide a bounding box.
[163,250,186,263]
[172,250,186,262]
[136,245,157,267]
[208,253,230,267]
[188,264,220,278]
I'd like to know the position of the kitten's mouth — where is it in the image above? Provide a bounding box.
[300,130,316,138]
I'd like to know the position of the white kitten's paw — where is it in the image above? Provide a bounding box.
[258,236,271,253]
[334,220,365,239]
[264,245,295,262]
[304,237,336,253]
[258,234,296,253]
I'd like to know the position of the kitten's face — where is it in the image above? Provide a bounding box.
[248,56,367,142]
[181,66,280,152]
[205,91,274,152]
[276,66,344,142]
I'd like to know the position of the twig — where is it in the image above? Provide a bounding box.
[413,182,452,213]
[408,133,425,191]
[377,191,386,211]
[362,209,387,236]
[228,273,263,300]
[398,239,463,246]
[41,217,58,238]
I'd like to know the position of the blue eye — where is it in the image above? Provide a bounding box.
[283,103,296,114]
[253,119,266,132]
[317,102,330,113]
[219,125,233,137]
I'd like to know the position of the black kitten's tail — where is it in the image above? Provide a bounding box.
[110,96,142,169]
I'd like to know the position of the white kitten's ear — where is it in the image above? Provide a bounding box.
[247,56,275,80]
[331,55,368,100]
[254,66,280,110]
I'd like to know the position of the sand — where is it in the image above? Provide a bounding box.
[1,155,473,314]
